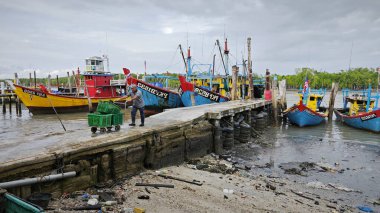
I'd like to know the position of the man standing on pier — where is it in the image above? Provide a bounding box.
[127,84,145,127]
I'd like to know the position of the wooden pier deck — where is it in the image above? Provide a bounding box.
[0,99,271,198]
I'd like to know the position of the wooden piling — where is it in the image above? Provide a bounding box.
[279,79,287,112]
[67,72,72,93]
[33,71,36,89]
[247,37,254,99]
[231,65,239,100]
[29,73,32,88]
[328,82,339,121]
[47,74,51,92]
[9,96,12,114]
[1,82,5,114]
[211,119,223,155]
[14,73,19,85]
[17,97,22,115]
[271,78,278,125]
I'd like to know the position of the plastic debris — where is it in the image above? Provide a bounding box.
[357,206,374,212]
[87,198,99,205]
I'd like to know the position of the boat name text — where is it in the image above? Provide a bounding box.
[194,87,220,102]
[22,88,47,98]
[360,113,376,121]
[137,82,169,99]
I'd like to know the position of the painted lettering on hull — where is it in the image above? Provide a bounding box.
[194,87,220,102]
[360,113,376,121]
[137,82,169,100]
[22,88,47,98]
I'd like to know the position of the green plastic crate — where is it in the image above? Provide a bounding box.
[112,112,124,126]
[88,113,112,127]
[96,101,121,114]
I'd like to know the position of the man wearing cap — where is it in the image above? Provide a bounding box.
[127,84,145,126]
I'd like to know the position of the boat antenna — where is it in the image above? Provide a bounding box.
[348,41,353,71]
[216,39,228,76]
[179,44,187,73]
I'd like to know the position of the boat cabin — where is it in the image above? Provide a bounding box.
[83,56,117,98]
[345,95,375,116]
[298,93,323,111]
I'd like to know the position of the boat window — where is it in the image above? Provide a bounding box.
[310,97,315,101]
[91,60,96,65]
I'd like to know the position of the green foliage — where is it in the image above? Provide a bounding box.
[277,67,378,89]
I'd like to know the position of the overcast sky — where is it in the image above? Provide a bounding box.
[0,0,379,79]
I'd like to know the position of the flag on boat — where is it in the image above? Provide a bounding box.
[303,76,309,94]
[123,68,131,77]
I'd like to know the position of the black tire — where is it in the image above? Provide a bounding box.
[91,127,97,133]
[107,127,112,132]
[100,128,106,133]
[115,125,120,131]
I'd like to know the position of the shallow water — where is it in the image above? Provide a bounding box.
[232,91,380,210]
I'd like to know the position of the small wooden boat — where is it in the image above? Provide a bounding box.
[285,79,327,127]
[9,56,130,114]
[124,68,183,112]
[334,86,380,132]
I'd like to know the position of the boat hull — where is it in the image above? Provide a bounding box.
[13,84,121,114]
[334,109,380,133]
[286,104,326,127]
[178,76,229,107]
[127,77,183,110]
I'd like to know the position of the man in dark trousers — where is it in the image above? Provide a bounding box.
[127,84,145,126]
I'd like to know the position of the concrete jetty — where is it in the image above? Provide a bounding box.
[0,99,270,198]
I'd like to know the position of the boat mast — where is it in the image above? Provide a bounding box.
[216,40,228,76]
[224,38,230,76]
[179,44,188,77]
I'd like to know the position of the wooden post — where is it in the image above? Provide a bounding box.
[279,79,287,111]
[67,71,72,93]
[1,82,5,114]
[328,82,339,121]
[212,119,223,155]
[8,96,12,114]
[14,73,19,85]
[247,37,254,99]
[17,97,22,115]
[232,65,239,100]
[33,70,36,89]
[47,74,51,92]
[271,78,278,125]
[29,73,32,87]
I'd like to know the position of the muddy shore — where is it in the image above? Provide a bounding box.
[47,152,377,212]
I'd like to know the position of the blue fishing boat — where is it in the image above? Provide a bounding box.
[178,75,229,106]
[334,85,380,132]
[285,78,327,127]
[123,68,183,113]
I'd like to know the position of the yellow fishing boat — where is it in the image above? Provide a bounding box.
[8,56,130,114]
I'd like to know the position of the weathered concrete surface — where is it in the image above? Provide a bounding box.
[0,99,270,198]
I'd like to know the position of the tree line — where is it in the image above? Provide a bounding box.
[276,67,379,89]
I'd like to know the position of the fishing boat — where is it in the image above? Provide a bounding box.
[123,68,183,112]
[285,78,327,127]
[334,85,380,132]
[9,56,130,114]
[178,39,264,107]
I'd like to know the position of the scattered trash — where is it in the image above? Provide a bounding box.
[223,189,234,194]
[137,195,150,200]
[87,198,99,205]
[135,183,175,188]
[133,207,146,213]
[306,181,330,190]
[27,192,52,209]
[328,183,361,193]
[158,174,203,186]
[357,206,374,212]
